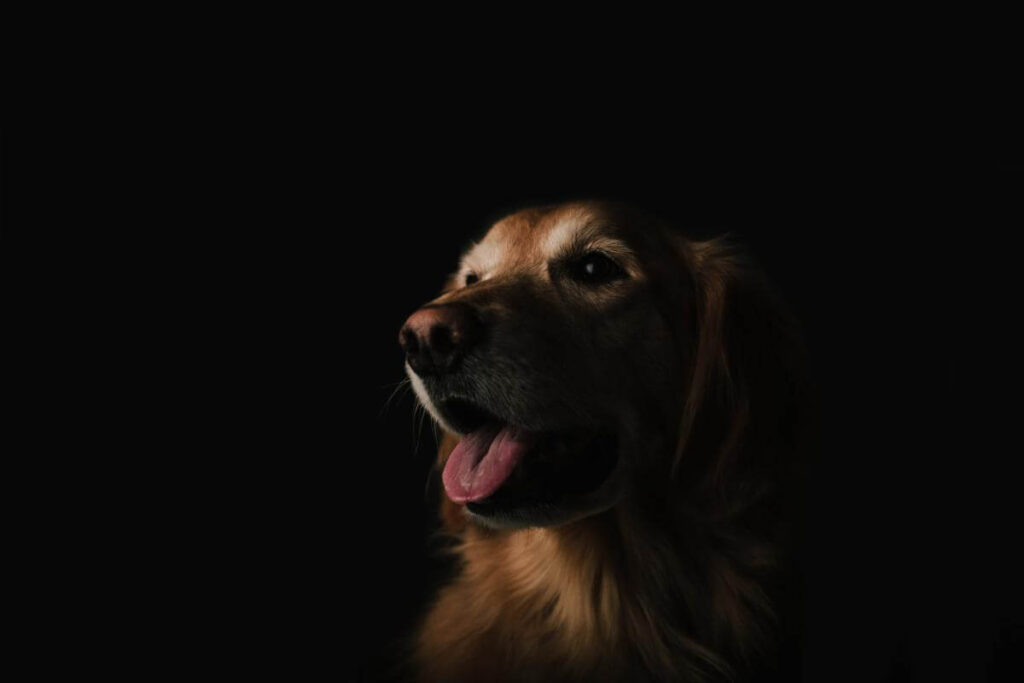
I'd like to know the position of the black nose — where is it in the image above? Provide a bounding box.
[399,303,482,376]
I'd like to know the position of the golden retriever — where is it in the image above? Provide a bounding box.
[399,201,812,682]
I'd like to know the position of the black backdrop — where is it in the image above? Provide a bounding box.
[134,161,1021,680]
[4,35,1020,683]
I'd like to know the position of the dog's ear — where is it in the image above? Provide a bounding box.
[671,237,810,495]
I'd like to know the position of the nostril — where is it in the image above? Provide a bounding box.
[400,328,419,354]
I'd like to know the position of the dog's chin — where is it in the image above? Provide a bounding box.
[465,467,625,530]
[422,392,624,530]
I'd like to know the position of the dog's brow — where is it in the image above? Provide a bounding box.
[542,213,594,258]
[545,216,634,263]
[579,235,634,261]
[460,237,505,277]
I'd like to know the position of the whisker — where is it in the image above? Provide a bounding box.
[418,404,432,453]
[379,377,412,419]
[413,402,428,457]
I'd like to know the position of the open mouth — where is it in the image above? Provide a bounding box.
[440,397,496,435]
[438,398,619,518]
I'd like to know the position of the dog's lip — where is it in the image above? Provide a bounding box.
[436,393,598,436]
[438,396,503,435]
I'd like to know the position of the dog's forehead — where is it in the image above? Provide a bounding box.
[462,203,616,273]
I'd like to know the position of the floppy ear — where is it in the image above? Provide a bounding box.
[671,237,810,496]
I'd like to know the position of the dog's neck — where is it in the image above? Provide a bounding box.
[445,495,785,681]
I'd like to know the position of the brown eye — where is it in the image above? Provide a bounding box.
[465,273,479,286]
[568,252,626,285]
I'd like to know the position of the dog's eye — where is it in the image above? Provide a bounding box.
[569,253,626,285]
[464,273,479,286]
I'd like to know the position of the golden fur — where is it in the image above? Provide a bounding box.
[406,202,812,682]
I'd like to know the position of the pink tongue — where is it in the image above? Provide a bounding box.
[442,423,535,503]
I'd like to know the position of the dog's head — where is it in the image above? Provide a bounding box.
[400,201,805,529]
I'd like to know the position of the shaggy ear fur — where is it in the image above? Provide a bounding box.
[672,236,811,508]
[655,236,812,677]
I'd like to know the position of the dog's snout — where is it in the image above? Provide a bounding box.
[400,303,482,376]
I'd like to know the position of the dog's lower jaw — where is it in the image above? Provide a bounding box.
[463,493,620,530]
[460,444,627,530]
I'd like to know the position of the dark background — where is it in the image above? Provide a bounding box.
[315,165,1020,680]
[3,25,1019,681]
[10,149,1020,679]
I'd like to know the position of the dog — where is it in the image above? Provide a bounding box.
[399,201,812,682]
